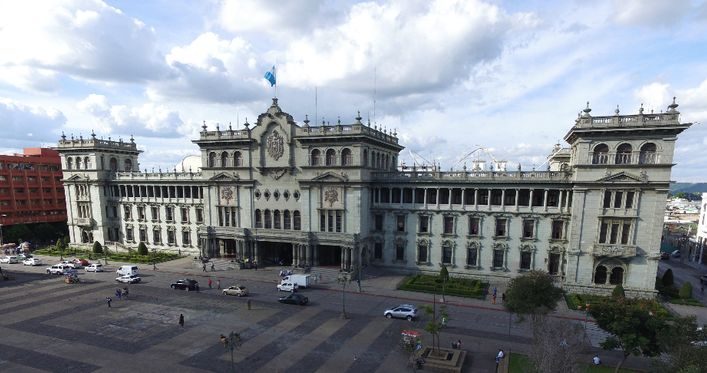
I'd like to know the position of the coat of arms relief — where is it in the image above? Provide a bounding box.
[267,130,284,160]
[324,188,339,207]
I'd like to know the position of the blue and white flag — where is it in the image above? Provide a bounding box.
[264,66,276,87]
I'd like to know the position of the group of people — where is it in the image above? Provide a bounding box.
[105,287,129,307]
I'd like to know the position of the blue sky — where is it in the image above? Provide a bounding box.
[0,0,706,181]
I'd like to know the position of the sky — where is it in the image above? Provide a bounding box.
[1,0,706,181]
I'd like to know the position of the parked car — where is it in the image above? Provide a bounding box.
[60,260,83,269]
[74,258,89,267]
[117,265,139,276]
[171,279,199,291]
[46,264,71,275]
[23,258,42,266]
[85,263,104,272]
[277,282,299,292]
[18,253,32,260]
[384,304,418,321]
[660,252,670,260]
[223,285,249,297]
[116,274,141,284]
[0,256,19,264]
[671,250,681,258]
[278,293,309,305]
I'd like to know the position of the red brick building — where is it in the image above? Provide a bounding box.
[0,148,66,229]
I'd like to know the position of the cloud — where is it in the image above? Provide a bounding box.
[0,0,165,90]
[0,99,67,145]
[77,94,188,138]
[218,0,325,34]
[612,0,692,27]
[634,82,672,113]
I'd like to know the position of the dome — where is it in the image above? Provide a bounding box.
[175,155,201,172]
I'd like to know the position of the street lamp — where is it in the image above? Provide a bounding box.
[337,271,351,319]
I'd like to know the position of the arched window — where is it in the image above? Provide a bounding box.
[293,210,301,230]
[609,267,624,285]
[615,143,632,164]
[341,148,352,166]
[109,157,118,172]
[594,265,607,284]
[75,157,81,170]
[639,143,657,164]
[84,157,90,169]
[208,152,217,168]
[283,210,291,229]
[124,159,133,172]
[221,151,228,168]
[592,144,609,164]
[254,209,262,228]
[326,149,336,166]
[264,209,272,229]
[66,158,73,170]
[234,151,243,167]
[311,149,321,166]
[363,149,368,167]
[273,210,281,229]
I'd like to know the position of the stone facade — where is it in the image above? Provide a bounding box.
[57,98,691,296]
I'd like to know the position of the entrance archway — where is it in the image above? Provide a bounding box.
[317,245,341,266]
[258,241,293,266]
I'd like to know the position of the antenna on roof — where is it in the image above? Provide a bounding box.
[315,86,318,127]
[373,66,377,125]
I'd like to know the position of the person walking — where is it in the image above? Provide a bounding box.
[217,279,221,289]
[592,354,601,365]
[202,263,207,272]
[492,293,497,304]
[179,314,184,327]
[122,287,129,299]
[495,349,505,364]
[106,297,112,308]
[254,260,258,271]
[208,278,212,289]
[211,262,215,271]
[116,288,122,300]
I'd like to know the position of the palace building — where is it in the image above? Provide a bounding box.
[57,98,690,296]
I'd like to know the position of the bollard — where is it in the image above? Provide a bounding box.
[247,300,252,310]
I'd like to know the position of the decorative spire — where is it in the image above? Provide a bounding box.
[202,120,207,132]
[130,134,134,143]
[216,123,220,132]
[91,130,96,139]
[668,96,679,112]
[61,131,66,140]
[614,105,620,115]
[639,103,644,114]
[355,111,362,124]
[303,114,310,127]
[228,122,232,131]
[244,117,249,128]
[71,133,74,140]
[337,116,341,125]
[582,101,592,116]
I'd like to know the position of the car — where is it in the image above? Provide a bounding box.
[384,304,418,321]
[18,253,32,260]
[171,279,199,291]
[278,293,309,305]
[22,258,42,266]
[116,274,141,284]
[700,274,707,285]
[660,252,670,260]
[61,260,83,269]
[46,264,71,275]
[0,256,19,264]
[223,285,249,297]
[277,282,299,292]
[671,250,681,258]
[85,263,104,272]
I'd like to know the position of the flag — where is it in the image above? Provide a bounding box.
[264,66,276,87]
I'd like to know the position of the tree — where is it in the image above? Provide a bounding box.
[612,284,626,299]
[504,270,563,321]
[55,239,65,260]
[662,269,674,287]
[590,298,667,372]
[422,302,448,354]
[92,241,103,254]
[439,265,449,302]
[653,316,707,373]
[137,242,148,255]
[679,282,692,299]
[529,317,584,373]
[5,224,31,244]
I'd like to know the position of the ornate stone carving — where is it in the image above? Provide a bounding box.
[266,130,284,160]
[221,187,234,204]
[324,188,339,207]
[592,244,637,258]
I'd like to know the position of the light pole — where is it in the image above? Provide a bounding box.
[337,271,350,319]
[0,223,3,246]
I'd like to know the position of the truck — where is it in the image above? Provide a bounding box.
[282,274,313,288]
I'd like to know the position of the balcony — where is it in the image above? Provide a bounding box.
[75,217,93,227]
[592,244,637,258]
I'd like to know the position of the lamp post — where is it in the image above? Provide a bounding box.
[584,303,591,332]
[0,223,3,246]
[337,271,351,319]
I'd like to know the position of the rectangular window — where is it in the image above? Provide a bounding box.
[419,215,429,233]
[138,206,145,221]
[495,218,507,237]
[625,192,634,209]
[478,189,489,205]
[327,211,334,232]
[320,212,326,232]
[493,249,504,268]
[442,246,452,264]
[467,247,477,266]
[548,253,560,275]
[613,191,623,208]
[153,229,161,244]
[182,231,190,245]
[599,223,608,243]
[551,220,564,240]
[336,211,342,232]
[375,214,383,231]
[621,223,631,245]
[123,205,131,219]
[491,190,502,205]
[293,212,301,230]
[468,217,480,235]
[417,244,428,262]
[504,190,516,206]
[166,207,174,222]
[603,191,612,208]
[196,208,203,224]
[520,251,531,270]
[284,212,291,229]
[414,189,425,204]
[181,207,189,223]
[126,226,134,242]
[374,242,383,260]
[139,228,147,242]
[167,230,176,245]
[396,243,405,261]
[522,219,534,239]
[396,215,406,232]
[610,223,619,244]
[443,216,454,234]
[518,189,530,206]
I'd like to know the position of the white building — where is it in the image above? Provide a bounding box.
[693,193,707,266]
[57,98,691,297]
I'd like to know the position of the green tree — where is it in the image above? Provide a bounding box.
[55,239,65,260]
[679,282,692,299]
[612,284,626,299]
[5,224,31,243]
[504,270,563,321]
[92,241,103,254]
[422,303,448,354]
[591,298,667,372]
[662,269,674,287]
[33,223,57,243]
[653,316,707,373]
[439,264,449,303]
[137,242,148,255]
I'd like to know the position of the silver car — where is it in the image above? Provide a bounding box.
[384,304,418,321]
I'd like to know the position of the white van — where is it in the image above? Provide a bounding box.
[116,265,139,276]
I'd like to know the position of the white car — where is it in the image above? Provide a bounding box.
[46,264,71,275]
[61,260,84,269]
[277,282,299,292]
[0,256,19,264]
[223,285,249,297]
[23,258,42,266]
[85,263,104,272]
[116,274,141,284]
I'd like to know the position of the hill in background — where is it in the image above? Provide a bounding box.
[670,182,707,196]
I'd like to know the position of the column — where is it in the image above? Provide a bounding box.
[292,243,298,266]
[529,189,534,210]
[448,188,452,209]
[501,189,506,208]
[487,189,491,209]
[461,189,466,209]
[306,244,313,266]
[400,188,404,206]
[543,189,549,212]
[423,188,428,208]
[435,188,440,209]
[340,246,346,271]
[254,240,259,263]
[474,189,478,209]
[313,245,319,266]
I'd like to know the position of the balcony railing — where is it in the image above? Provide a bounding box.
[75,217,92,227]
[592,244,636,258]
[588,152,660,165]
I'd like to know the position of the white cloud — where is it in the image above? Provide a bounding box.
[634,82,672,113]
[218,0,324,34]
[77,94,188,138]
[0,99,66,144]
[612,0,692,27]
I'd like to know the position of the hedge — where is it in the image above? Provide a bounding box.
[397,274,488,299]
[34,247,181,264]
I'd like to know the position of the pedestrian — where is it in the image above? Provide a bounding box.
[254,261,258,271]
[493,287,497,297]
[592,354,601,365]
[208,278,212,289]
[217,279,221,289]
[456,339,462,350]
[106,297,112,308]
[153,261,157,270]
[116,288,122,300]
[202,263,206,272]
[211,262,215,271]
[123,287,129,299]
[492,293,497,304]
[495,349,505,364]
[179,313,184,327]
[502,293,506,302]
[701,285,704,294]
[357,278,362,292]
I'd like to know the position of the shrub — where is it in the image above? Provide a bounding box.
[612,284,626,299]
[92,241,103,254]
[679,282,693,299]
[662,269,674,287]
[137,242,148,255]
